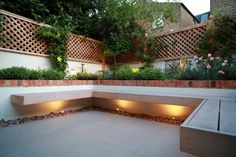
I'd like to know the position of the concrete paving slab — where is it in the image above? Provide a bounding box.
[0,111,196,157]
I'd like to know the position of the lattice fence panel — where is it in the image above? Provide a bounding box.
[117,24,207,63]
[116,47,140,64]
[1,14,48,55]
[67,34,104,63]
[0,10,104,63]
[153,24,207,60]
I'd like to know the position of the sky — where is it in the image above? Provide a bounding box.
[157,0,210,15]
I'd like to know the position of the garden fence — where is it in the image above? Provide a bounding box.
[117,24,207,63]
[0,10,207,64]
[0,10,104,63]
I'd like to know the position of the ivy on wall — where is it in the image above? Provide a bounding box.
[36,15,76,72]
[136,37,157,68]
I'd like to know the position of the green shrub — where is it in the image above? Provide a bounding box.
[115,65,135,80]
[180,55,236,80]
[97,70,114,80]
[0,67,64,80]
[164,62,182,80]
[136,68,163,80]
[41,69,65,80]
[28,69,42,79]
[195,14,236,58]
[67,74,77,80]
[224,66,236,80]
[115,65,163,80]
[181,68,201,80]
[76,72,98,80]
[0,67,39,79]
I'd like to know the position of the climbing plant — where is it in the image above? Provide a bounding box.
[136,37,157,68]
[36,14,76,72]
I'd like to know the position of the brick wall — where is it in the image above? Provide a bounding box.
[211,0,236,15]
[0,80,235,89]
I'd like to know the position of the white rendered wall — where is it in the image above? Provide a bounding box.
[67,60,104,74]
[0,50,105,73]
[0,50,51,69]
[153,60,166,71]
[128,60,166,71]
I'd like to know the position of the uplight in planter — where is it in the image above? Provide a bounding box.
[159,104,192,119]
[44,100,65,111]
[116,100,131,109]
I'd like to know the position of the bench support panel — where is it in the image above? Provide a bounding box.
[180,126,236,157]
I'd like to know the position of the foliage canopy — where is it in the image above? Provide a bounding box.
[195,14,236,59]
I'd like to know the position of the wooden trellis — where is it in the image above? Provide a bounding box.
[0,10,104,63]
[117,24,207,63]
[117,48,140,64]
[154,24,207,60]
[0,12,48,55]
[67,34,104,63]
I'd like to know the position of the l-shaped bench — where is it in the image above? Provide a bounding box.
[11,89,236,157]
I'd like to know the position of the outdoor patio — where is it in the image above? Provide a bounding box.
[0,111,195,157]
[0,1,236,157]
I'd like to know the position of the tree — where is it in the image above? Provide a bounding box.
[98,0,176,66]
[196,14,236,59]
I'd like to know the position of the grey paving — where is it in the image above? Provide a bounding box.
[0,111,196,157]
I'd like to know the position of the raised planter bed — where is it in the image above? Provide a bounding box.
[0,80,236,89]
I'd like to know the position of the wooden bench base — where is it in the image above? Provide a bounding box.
[180,99,236,157]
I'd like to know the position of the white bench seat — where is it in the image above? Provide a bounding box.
[180,99,236,157]
[11,90,202,107]
[11,90,93,105]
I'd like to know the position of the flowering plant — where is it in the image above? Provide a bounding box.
[57,56,63,62]
[132,68,139,73]
[193,53,230,80]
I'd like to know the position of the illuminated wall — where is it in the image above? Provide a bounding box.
[93,98,197,121]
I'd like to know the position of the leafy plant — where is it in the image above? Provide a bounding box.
[194,54,230,80]
[0,67,38,79]
[0,67,64,80]
[0,0,49,20]
[181,68,201,80]
[97,70,114,80]
[36,14,76,72]
[136,37,157,68]
[165,62,182,80]
[115,65,163,80]
[41,69,65,80]
[180,54,236,80]
[135,67,163,80]
[196,14,236,58]
[74,72,99,80]
[224,66,236,80]
[115,65,135,80]
[100,0,175,66]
